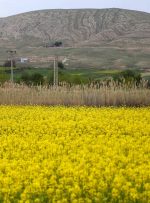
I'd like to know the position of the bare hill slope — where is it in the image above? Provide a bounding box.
[0,8,150,47]
[0,9,150,69]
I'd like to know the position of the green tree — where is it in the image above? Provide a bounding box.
[30,73,44,85]
[54,41,62,47]
[20,73,31,85]
[0,69,9,83]
[58,61,64,69]
[113,69,142,86]
[20,73,44,85]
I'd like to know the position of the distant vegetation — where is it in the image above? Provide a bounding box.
[0,66,149,87]
[58,61,65,69]
[1,66,150,106]
[0,68,9,83]
[20,73,44,85]
[44,41,63,48]
[113,69,142,86]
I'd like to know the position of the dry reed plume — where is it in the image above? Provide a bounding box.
[0,81,150,106]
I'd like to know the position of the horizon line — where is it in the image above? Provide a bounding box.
[1,7,150,18]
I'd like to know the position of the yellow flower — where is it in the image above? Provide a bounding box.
[0,106,149,202]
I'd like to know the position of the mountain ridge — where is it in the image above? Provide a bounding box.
[0,8,150,69]
[1,8,150,18]
[0,8,150,47]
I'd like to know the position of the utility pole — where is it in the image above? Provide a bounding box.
[53,56,58,86]
[53,55,76,86]
[7,50,16,83]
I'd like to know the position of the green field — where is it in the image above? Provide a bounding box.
[1,45,150,84]
[0,67,127,83]
[1,65,150,84]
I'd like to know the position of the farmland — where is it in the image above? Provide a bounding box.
[0,66,124,83]
[0,106,150,202]
[0,7,150,203]
[1,66,150,84]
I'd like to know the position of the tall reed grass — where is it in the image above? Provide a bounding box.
[0,81,150,106]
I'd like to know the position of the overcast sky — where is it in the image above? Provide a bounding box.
[0,0,150,17]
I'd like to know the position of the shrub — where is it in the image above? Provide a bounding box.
[20,73,31,85]
[113,69,142,86]
[20,73,44,85]
[0,69,9,83]
[45,41,63,48]
[30,73,44,85]
[58,61,64,69]
[54,41,62,47]
[59,72,89,85]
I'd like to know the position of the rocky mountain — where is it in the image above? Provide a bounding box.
[0,8,150,69]
[0,8,150,47]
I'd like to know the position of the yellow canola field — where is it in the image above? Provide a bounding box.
[0,106,150,203]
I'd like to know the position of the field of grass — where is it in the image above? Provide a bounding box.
[0,66,124,83]
[1,66,149,84]
[1,46,150,69]
[0,106,149,202]
[0,82,150,106]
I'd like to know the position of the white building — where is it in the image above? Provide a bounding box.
[20,58,29,63]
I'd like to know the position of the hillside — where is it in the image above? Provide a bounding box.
[0,8,150,69]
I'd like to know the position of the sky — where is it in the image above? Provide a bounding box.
[0,0,150,17]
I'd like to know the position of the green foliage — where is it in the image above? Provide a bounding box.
[54,41,62,47]
[0,69,9,83]
[113,69,142,85]
[0,65,145,87]
[59,70,89,85]
[19,73,32,85]
[30,73,44,85]
[122,70,141,82]
[45,41,63,48]
[58,61,64,69]
[20,73,44,85]
[47,72,54,85]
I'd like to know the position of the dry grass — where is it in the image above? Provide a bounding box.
[0,82,150,106]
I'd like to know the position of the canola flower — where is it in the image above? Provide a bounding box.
[0,106,150,203]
